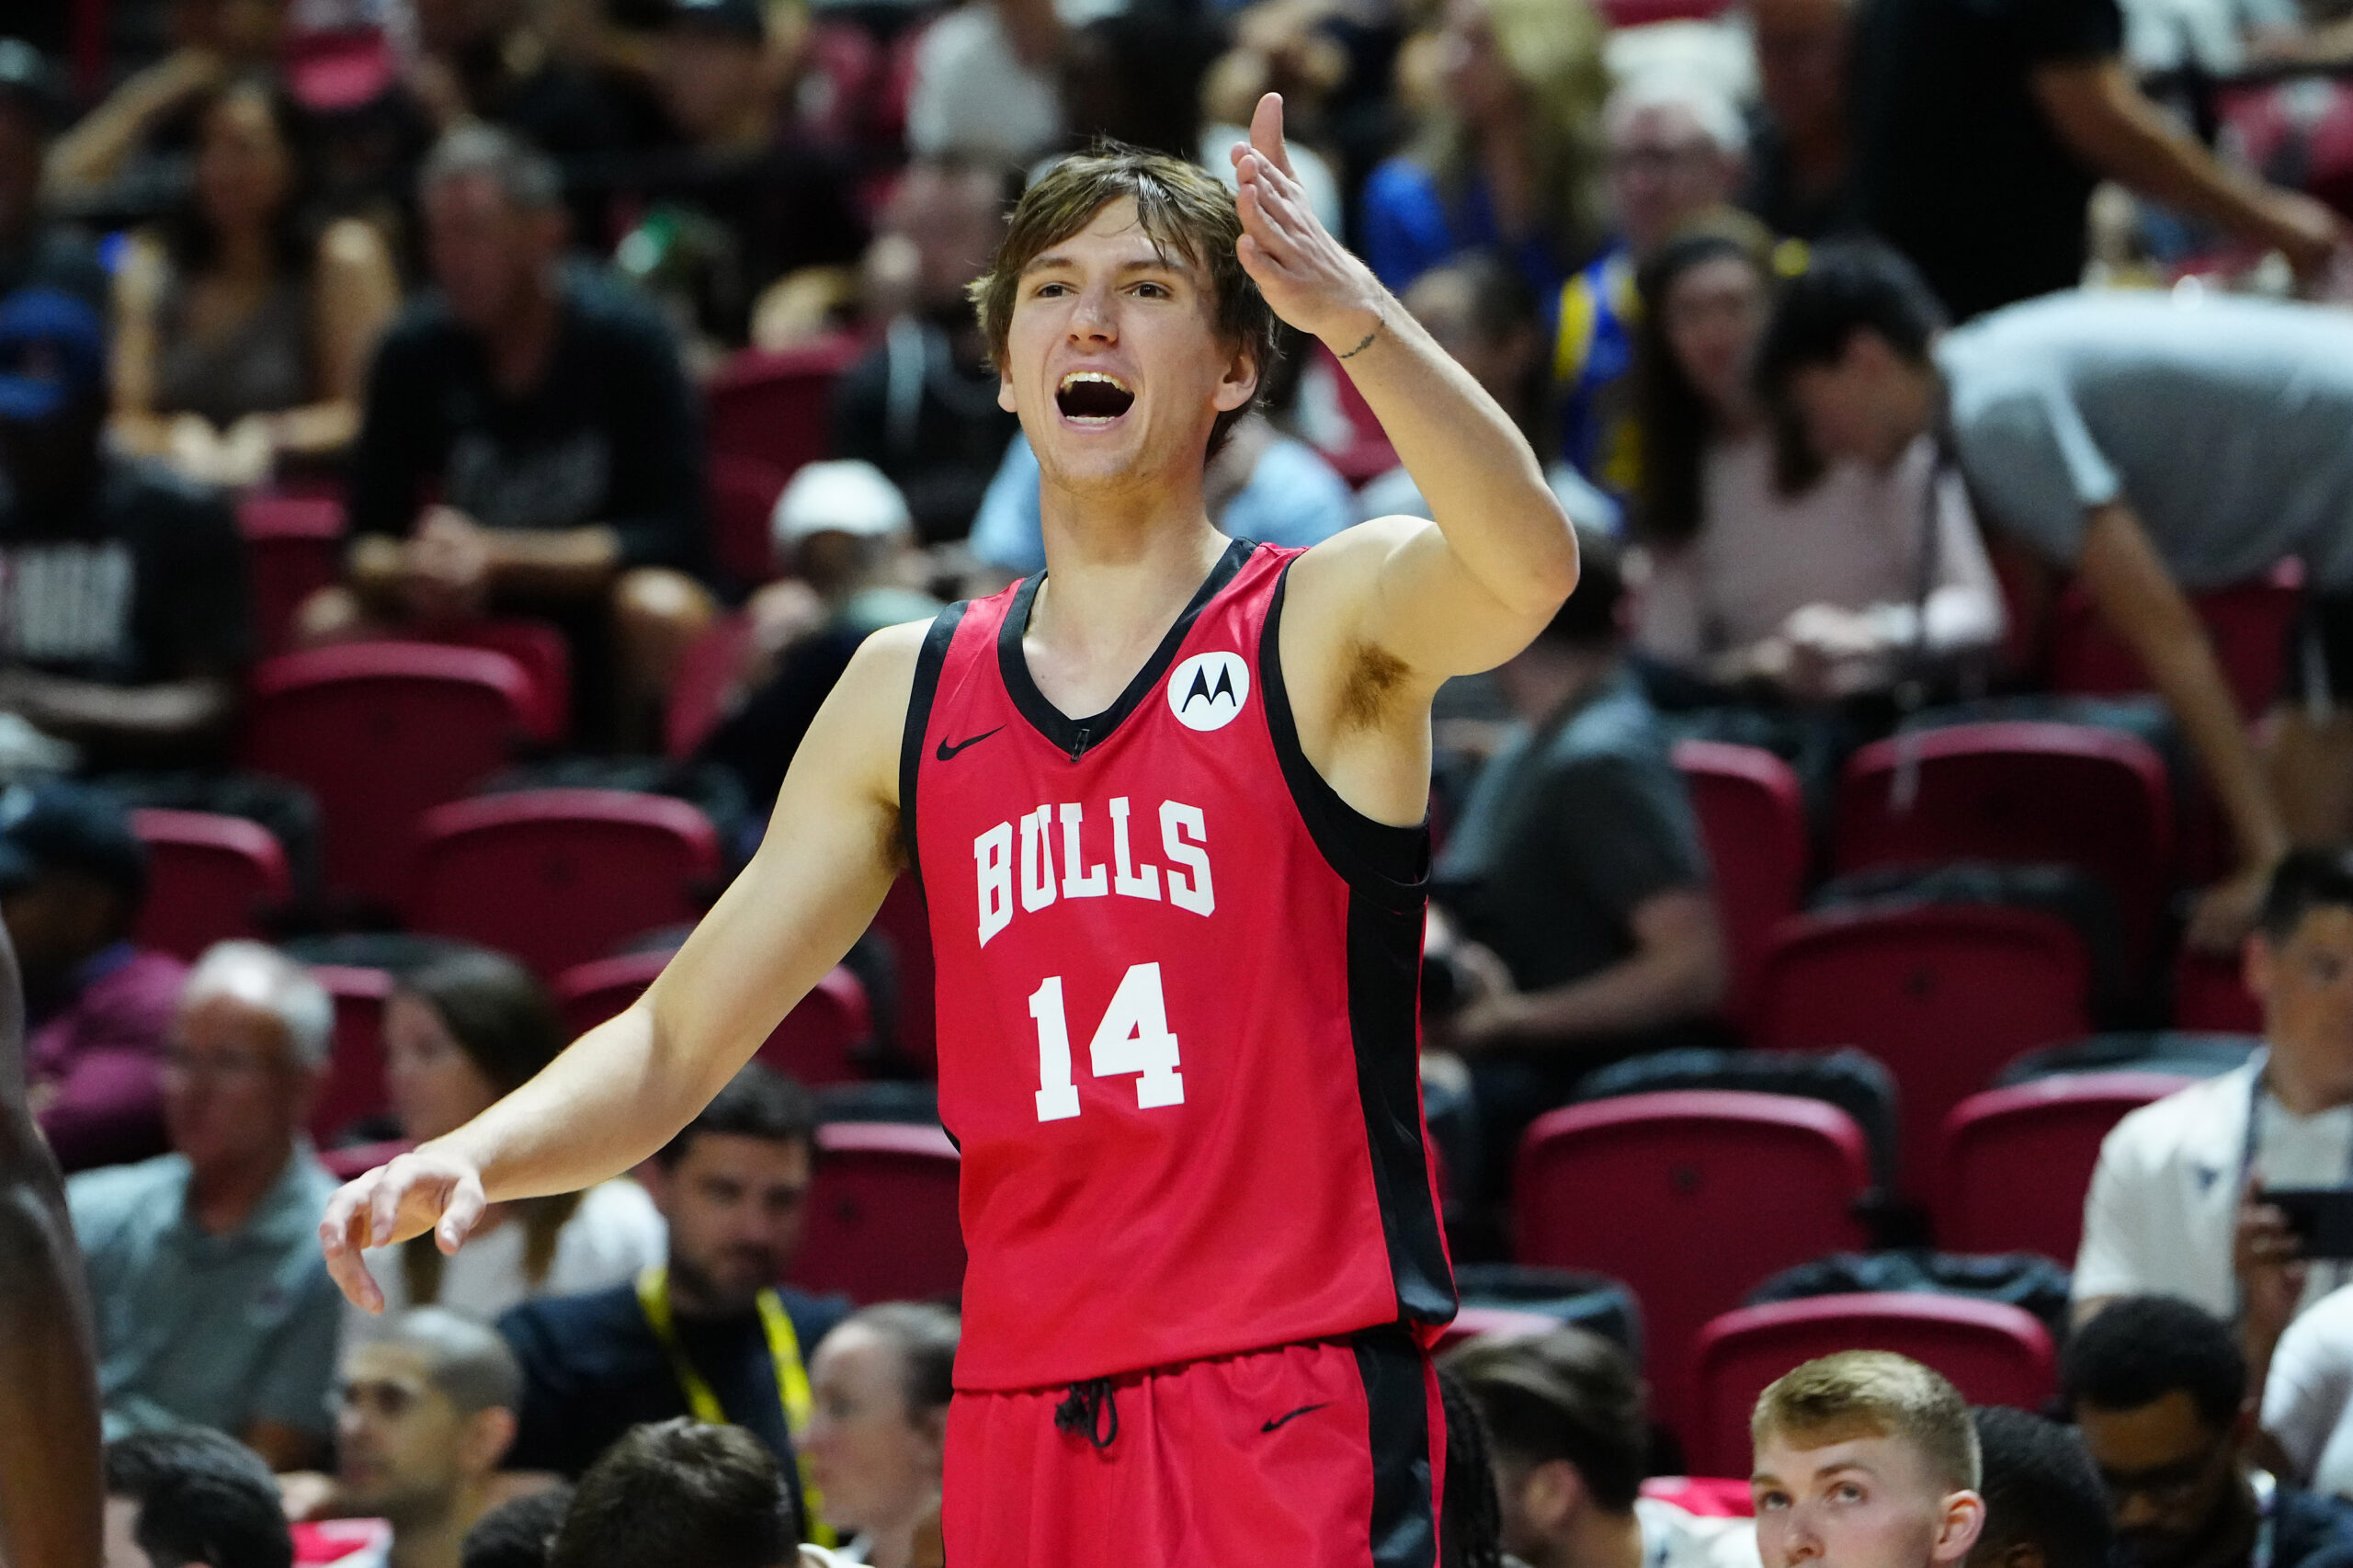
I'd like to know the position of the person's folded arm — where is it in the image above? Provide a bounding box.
[483,526,625,599]
[1459,888,1724,1048]
[4,671,238,755]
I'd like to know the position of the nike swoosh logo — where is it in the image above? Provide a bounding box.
[936,726,1005,762]
[1260,1403,1329,1435]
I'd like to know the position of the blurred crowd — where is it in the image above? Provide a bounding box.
[13,0,2353,1560]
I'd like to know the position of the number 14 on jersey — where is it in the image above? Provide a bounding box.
[1029,962,1184,1121]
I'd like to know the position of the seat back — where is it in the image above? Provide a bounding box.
[1937,1072,2191,1260]
[240,494,344,656]
[2176,948,2262,1032]
[788,1121,964,1302]
[868,875,935,1074]
[1513,1091,1872,1437]
[408,789,721,977]
[310,964,392,1143]
[1688,1294,2056,1474]
[2051,560,2302,716]
[428,620,573,744]
[665,611,756,761]
[1834,722,2173,969]
[244,643,533,905]
[705,338,860,580]
[131,810,292,960]
[1675,740,1807,1020]
[708,454,793,587]
[1753,904,2093,1197]
[553,952,871,1084]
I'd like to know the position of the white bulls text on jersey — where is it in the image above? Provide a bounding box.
[973,796,1213,944]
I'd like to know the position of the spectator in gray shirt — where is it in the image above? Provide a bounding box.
[1757,241,2353,951]
[70,941,341,1472]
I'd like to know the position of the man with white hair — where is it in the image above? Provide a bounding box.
[1556,74,1747,501]
[69,940,342,1471]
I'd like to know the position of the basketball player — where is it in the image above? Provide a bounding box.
[320,95,1577,1566]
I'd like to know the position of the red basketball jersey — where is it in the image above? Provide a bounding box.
[904,540,1456,1392]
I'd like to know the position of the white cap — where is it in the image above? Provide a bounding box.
[770,460,913,553]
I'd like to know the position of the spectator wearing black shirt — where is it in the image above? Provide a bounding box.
[0,288,248,771]
[1740,0,1859,241]
[1850,0,2345,319]
[497,1066,847,1491]
[617,0,867,352]
[2065,1296,2353,1568]
[0,41,106,312]
[316,127,713,749]
[1427,532,1725,1197]
[830,157,1020,546]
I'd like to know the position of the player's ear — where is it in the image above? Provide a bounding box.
[1931,1490,1987,1564]
[1212,338,1258,413]
[998,361,1018,415]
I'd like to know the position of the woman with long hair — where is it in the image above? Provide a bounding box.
[110,75,399,488]
[802,1302,961,1568]
[1358,0,1608,298]
[1628,218,2002,704]
[358,948,665,1329]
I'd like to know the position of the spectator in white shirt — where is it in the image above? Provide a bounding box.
[349,949,663,1338]
[2261,1281,2353,1500]
[2075,850,2353,1362]
[1443,1327,1761,1568]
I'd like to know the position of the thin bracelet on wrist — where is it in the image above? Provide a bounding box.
[1335,311,1382,359]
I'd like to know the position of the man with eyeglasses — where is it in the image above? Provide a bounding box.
[2064,1294,2353,1568]
[69,940,341,1472]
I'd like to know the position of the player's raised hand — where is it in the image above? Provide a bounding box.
[318,1145,490,1312]
[1230,92,1384,351]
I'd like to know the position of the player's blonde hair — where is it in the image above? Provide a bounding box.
[967,141,1279,459]
[1752,1351,1982,1493]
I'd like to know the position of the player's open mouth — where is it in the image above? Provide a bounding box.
[1055,369,1135,425]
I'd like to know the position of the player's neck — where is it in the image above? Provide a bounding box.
[1550,1503,1645,1568]
[1025,498,1230,718]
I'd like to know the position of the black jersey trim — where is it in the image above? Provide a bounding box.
[1352,1323,1441,1568]
[898,600,970,890]
[1348,890,1459,1329]
[996,537,1255,760]
[1258,562,1431,909]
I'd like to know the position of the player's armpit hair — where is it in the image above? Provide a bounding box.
[1335,639,1413,733]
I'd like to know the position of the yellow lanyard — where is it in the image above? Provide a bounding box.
[636,1266,831,1545]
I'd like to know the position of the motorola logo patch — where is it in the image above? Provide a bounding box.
[1167,651,1250,732]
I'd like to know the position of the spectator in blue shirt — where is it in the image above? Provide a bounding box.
[70,941,342,1472]
[1357,0,1608,301]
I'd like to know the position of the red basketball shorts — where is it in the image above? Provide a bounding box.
[941,1324,1446,1568]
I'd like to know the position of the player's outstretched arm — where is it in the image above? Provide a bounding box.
[0,920,105,1568]
[321,623,923,1312]
[1229,92,1576,684]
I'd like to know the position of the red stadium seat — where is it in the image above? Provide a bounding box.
[665,611,756,761]
[1675,740,1807,1021]
[321,1138,413,1182]
[1514,1091,1872,1438]
[709,454,793,587]
[427,620,572,744]
[870,875,935,1074]
[1640,1478,1756,1517]
[1753,904,2093,1197]
[553,953,874,1085]
[706,337,861,580]
[2176,948,2262,1032]
[1431,1306,1562,1355]
[407,790,721,978]
[131,810,292,960]
[240,494,344,656]
[2051,560,2303,718]
[1833,722,2173,969]
[1688,1294,2056,1475]
[788,1120,964,1302]
[243,643,534,906]
[310,964,392,1143]
[1937,1072,2192,1261]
